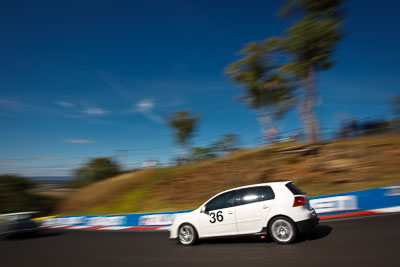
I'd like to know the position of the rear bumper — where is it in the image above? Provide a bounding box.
[296,216,319,233]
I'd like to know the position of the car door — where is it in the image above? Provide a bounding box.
[235,186,275,234]
[199,190,238,237]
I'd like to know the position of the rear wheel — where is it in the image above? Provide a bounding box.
[178,224,198,246]
[269,216,297,244]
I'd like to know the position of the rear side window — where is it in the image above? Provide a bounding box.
[262,186,275,200]
[286,182,305,195]
[236,186,275,206]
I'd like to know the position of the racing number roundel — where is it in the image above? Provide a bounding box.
[209,211,224,223]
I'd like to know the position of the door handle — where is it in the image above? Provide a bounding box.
[262,205,269,209]
[227,210,234,214]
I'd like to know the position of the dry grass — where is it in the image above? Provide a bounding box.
[57,170,149,214]
[57,133,400,215]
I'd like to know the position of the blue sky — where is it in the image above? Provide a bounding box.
[1,0,399,177]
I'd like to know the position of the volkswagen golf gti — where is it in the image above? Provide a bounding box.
[170,181,319,245]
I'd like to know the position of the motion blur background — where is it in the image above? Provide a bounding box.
[1,0,399,216]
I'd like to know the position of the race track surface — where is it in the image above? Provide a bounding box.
[1,213,399,267]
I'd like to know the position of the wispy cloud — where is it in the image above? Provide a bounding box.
[26,163,84,169]
[97,70,134,100]
[136,99,154,112]
[63,139,96,144]
[0,98,31,112]
[34,157,59,161]
[55,101,75,108]
[1,98,59,115]
[135,99,164,124]
[53,100,115,124]
[81,107,111,116]
[0,159,17,162]
[120,161,140,166]
[0,157,59,162]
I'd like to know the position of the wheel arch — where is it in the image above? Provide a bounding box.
[178,222,199,236]
[266,214,297,234]
[177,222,199,245]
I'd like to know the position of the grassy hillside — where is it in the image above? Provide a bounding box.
[57,133,400,215]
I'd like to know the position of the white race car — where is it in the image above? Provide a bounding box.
[170,181,318,245]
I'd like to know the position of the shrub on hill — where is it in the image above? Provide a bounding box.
[72,157,121,188]
[0,175,56,214]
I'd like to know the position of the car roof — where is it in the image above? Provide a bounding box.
[219,181,292,194]
[199,181,294,206]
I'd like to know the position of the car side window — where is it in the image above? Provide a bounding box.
[206,190,236,211]
[261,186,275,200]
[236,187,264,205]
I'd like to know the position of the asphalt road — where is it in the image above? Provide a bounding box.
[1,213,399,267]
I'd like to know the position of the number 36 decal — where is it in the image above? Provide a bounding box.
[209,211,224,223]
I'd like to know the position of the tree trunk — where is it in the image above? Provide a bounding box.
[256,109,275,145]
[299,68,319,143]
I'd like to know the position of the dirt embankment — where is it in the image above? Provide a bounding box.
[57,133,400,215]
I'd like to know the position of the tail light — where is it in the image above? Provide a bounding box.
[293,196,306,207]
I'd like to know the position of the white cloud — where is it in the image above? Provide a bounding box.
[55,101,75,108]
[82,107,111,115]
[135,99,163,124]
[63,139,96,144]
[136,99,154,112]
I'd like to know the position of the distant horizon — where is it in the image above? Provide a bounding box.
[26,175,73,180]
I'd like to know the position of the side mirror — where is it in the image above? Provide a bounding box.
[201,206,208,214]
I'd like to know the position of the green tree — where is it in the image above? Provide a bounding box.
[0,175,56,214]
[189,147,216,162]
[212,134,241,154]
[73,157,121,188]
[279,0,344,142]
[0,175,34,213]
[168,110,201,151]
[279,0,343,18]
[226,38,295,140]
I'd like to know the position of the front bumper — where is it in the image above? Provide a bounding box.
[296,216,319,233]
[169,223,179,239]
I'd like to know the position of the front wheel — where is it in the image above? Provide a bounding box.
[269,216,297,244]
[178,224,198,246]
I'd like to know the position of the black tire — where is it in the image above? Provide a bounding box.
[268,216,297,244]
[178,223,198,246]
